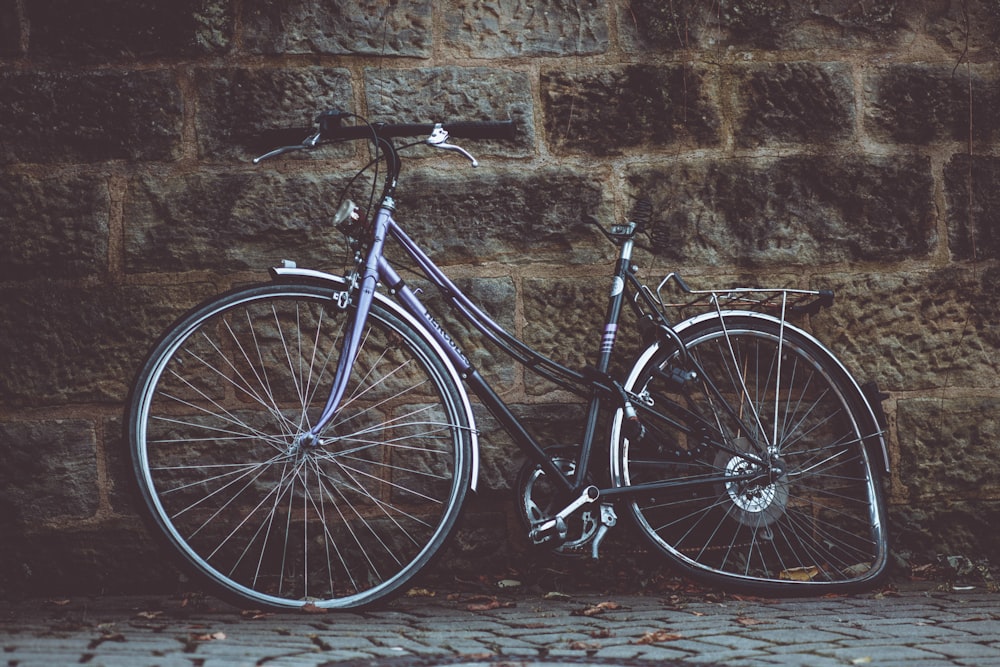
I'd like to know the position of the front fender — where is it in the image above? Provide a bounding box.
[269,265,481,491]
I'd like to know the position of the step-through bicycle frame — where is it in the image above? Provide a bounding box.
[268,110,889,525]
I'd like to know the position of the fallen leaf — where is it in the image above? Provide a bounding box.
[573,601,623,617]
[735,616,772,627]
[191,632,226,642]
[466,599,516,612]
[635,630,683,644]
[779,565,820,581]
[239,609,273,620]
[542,591,572,601]
[49,599,72,606]
[299,602,328,615]
[136,611,163,620]
[568,640,601,650]
[404,588,436,598]
[589,628,613,639]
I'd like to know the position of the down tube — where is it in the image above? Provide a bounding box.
[375,254,576,491]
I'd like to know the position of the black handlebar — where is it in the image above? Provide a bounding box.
[316,110,516,142]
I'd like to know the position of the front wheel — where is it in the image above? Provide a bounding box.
[612,314,888,594]
[126,281,474,609]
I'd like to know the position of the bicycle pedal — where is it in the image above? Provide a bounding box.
[529,516,568,545]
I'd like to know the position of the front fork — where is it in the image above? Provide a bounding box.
[298,202,395,447]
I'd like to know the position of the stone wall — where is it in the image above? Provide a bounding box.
[2,0,998,596]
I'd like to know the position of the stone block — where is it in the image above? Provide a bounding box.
[242,0,431,56]
[0,70,183,163]
[521,277,643,397]
[734,62,854,148]
[365,67,534,157]
[626,155,935,267]
[193,67,354,160]
[0,282,215,405]
[25,0,232,60]
[896,396,1000,501]
[541,64,720,155]
[443,0,608,57]
[0,419,98,524]
[890,500,1000,567]
[392,166,611,265]
[0,171,108,281]
[864,64,1000,144]
[945,154,1000,261]
[811,268,1000,392]
[924,0,1000,63]
[621,0,915,51]
[124,171,353,273]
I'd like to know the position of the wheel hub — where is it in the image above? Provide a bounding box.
[717,438,789,528]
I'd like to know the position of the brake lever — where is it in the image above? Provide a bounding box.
[252,131,322,164]
[426,125,478,167]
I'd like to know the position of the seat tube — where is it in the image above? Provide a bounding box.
[596,236,635,372]
[306,204,395,441]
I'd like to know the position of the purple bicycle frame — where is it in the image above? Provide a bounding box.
[302,202,637,491]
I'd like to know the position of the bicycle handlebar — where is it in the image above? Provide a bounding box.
[316,110,517,142]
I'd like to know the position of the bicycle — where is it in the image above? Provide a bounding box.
[126,110,890,610]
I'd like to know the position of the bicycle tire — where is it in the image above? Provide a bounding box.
[126,281,474,609]
[611,313,888,594]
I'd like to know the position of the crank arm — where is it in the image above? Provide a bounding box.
[529,485,599,543]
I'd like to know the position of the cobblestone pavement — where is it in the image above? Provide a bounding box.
[1,584,998,667]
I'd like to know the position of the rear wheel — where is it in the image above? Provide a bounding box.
[613,314,888,594]
[127,282,473,609]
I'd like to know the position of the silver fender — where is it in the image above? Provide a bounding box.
[610,310,890,477]
[270,266,481,491]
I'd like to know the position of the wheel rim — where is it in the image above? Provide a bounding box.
[131,287,468,608]
[619,320,884,587]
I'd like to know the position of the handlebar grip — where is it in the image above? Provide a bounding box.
[441,120,516,140]
[316,111,516,141]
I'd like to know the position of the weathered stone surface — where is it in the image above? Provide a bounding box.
[542,65,720,155]
[622,0,916,51]
[242,0,431,56]
[0,282,215,405]
[924,0,1000,63]
[945,154,1000,261]
[25,0,232,60]
[125,171,353,273]
[365,67,534,157]
[864,65,1000,145]
[0,171,108,281]
[393,167,610,265]
[734,62,855,147]
[890,500,1000,567]
[443,0,608,57]
[0,420,98,524]
[811,268,1000,392]
[0,0,20,56]
[521,277,644,397]
[0,70,183,163]
[896,396,1000,501]
[194,68,354,160]
[626,155,935,267]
